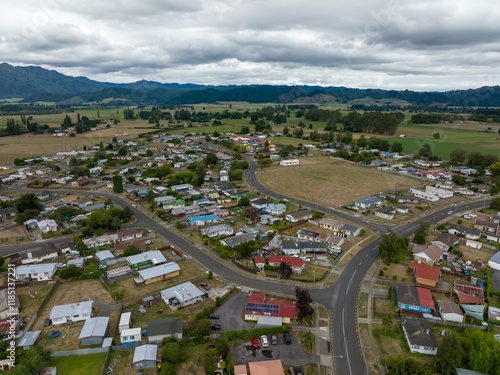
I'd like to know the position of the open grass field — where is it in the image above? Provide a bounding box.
[381,122,500,158]
[47,352,107,375]
[257,157,421,207]
[168,124,242,135]
[17,283,54,317]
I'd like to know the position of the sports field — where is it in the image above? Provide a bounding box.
[258,157,421,207]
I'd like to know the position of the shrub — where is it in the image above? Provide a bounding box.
[379,270,384,277]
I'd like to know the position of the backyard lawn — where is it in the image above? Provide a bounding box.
[47,352,107,375]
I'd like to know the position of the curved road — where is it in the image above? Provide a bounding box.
[7,171,491,374]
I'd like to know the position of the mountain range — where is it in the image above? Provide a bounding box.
[1,62,500,107]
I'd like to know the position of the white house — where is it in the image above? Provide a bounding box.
[82,235,112,249]
[154,195,176,206]
[19,247,58,265]
[200,224,234,238]
[50,300,93,326]
[36,219,58,233]
[280,159,300,166]
[426,186,453,199]
[121,327,142,344]
[16,263,57,282]
[266,203,287,215]
[401,316,438,355]
[119,312,131,333]
[437,300,463,323]
[161,282,205,308]
[409,188,439,202]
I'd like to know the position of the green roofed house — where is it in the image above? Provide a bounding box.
[126,250,166,269]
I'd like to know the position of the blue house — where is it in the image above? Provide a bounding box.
[396,284,434,314]
[189,214,219,226]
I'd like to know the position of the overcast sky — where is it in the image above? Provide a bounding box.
[2,0,500,91]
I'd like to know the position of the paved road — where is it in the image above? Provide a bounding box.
[6,165,492,375]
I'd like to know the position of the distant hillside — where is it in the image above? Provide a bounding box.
[2,62,500,106]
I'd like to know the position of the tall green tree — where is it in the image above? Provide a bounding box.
[378,230,408,264]
[449,148,467,165]
[436,333,464,375]
[112,175,123,193]
[15,193,42,213]
[413,221,430,245]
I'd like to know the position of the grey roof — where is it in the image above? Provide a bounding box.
[18,331,41,347]
[455,369,488,375]
[67,258,84,267]
[432,233,459,246]
[297,229,319,238]
[355,196,382,205]
[396,284,419,306]
[148,317,183,337]
[102,337,113,347]
[16,263,57,276]
[489,251,500,265]
[19,246,57,260]
[137,262,180,281]
[161,282,204,303]
[437,300,463,316]
[401,316,438,349]
[221,232,257,248]
[286,209,312,219]
[376,207,396,214]
[50,300,93,320]
[126,250,166,266]
[448,224,481,237]
[341,224,361,234]
[133,344,158,364]
[95,250,115,262]
[79,317,109,339]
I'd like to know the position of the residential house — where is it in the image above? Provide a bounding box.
[18,246,58,265]
[285,209,312,223]
[162,199,185,210]
[220,232,257,248]
[121,327,142,344]
[409,262,441,287]
[448,224,481,240]
[265,203,286,215]
[474,219,498,233]
[50,300,93,326]
[200,224,234,238]
[244,293,297,323]
[409,188,439,202]
[170,183,193,193]
[268,255,306,274]
[426,185,453,198]
[95,250,115,264]
[254,256,265,271]
[37,219,58,233]
[431,233,459,251]
[411,244,445,266]
[72,176,90,187]
[132,344,160,370]
[318,218,343,232]
[117,228,143,242]
[280,159,299,166]
[465,239,482,249]
[134,262,181,285]
[297,228,319,241]
[0,206,17,219]
[488,252,500,271]
[397,196,420,204]
[401,316,438,355]
[248,360,285,375]
[82,235,113,249]
[437,300,463,323]
[396,284,435,314]
[354,196,382,209]
[147,317,183,343]
[160,282,205,308]
[16,263,57,282]
[188,214,219,226]
[375,207,396,220]
[79,317,109,347]
[0,289,19,319]
[126,250,167,269]
[251,198,273,210]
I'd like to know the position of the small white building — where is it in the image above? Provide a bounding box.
[279,159,300,166]
[16,263,57,282]
[200,224,234,238]
[121,327,142,344]
[437,300,463,323]
[401,316,438,355]
[161,282,205,308]
[36,219,58,233]
[119,312,131,333]
[466,239,483,249]
[50,300,93,326]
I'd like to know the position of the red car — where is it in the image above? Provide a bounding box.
[252,337,260,349]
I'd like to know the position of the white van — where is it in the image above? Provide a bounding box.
[260,335,269,348]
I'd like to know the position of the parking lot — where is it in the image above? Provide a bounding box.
[233,332,318,367]
[213,291,254,331]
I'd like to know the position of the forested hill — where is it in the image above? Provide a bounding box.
[2,62,500,106]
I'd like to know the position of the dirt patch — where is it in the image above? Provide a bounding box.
[258,157,420,207]
[0,223,30,244]
[380,263,411,283]
[374,298,396,316]
[17,283,55,318]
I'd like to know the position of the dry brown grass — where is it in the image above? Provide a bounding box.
[0,222,30,244]
[380,263,412,282]
[258,157,421,207]
[17,283,54,317]
[359,323,380,375]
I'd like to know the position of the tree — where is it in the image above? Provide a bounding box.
[204,153,218,166]
[145,149,153,157]
[240,126,250,135]
[432,132,440,139]
[449,148,467,165]
[111,216,122,231]
[215,337,230,359]
[436,333,464,375]
[15,193,42,213]
[279,262,292,279]
[123,245,140,256]
[9,346,50,375]
[295,286,314,320]
[490,197,500,210]
[378,230,408,264]
[357,135,368,148]
[87,209,113,229]
[194,319,212,337]
[385,356,432,375]
[112,175,123,193]
[117,147,127,156]
[60,264,83,279]
[452,174,467,186]
[382,316,393,332]
[390,142,403,153]
[489,161,500,178]
[237,196,250,207]
[413,221,430,245]
[163,342,184,364]
[418,143,432,158]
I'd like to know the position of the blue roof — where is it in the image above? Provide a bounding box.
[189,214,218,223]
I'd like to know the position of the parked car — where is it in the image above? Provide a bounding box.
[252,337,260,349]
[209,313,220,320]
[211,324,221,331]
[145,240,153,245]
[200,283,211,291]
[260,335,269,348]
[171,251,177,256]
[283,332,291,345]
[56,263,66,268]
[270,333,278,345]
[43,317,51,327]
[448,211,454,215]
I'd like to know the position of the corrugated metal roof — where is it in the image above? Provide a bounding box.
[50,300,93,320]
[138,262,180,281]
[133,344,158,363]
[79,317,109,339]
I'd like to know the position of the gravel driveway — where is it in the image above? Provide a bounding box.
[213,291,255,332]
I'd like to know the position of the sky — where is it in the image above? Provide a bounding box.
[1,0,500,91]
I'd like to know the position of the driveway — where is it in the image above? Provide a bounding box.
[214,291,254,332]
[233,332,318,367]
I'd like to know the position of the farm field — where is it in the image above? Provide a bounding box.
[257,157,421,207]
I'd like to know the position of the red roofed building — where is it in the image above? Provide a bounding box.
[454,290,485,304]
[268,255,305,274]
[114,239,147,253]
[416,287,435,312]
[409,262,441,288]
[244,293,297,324]
[117,228,143,242]
[254,256,265,271]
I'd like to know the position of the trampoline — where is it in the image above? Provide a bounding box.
[48,330,61,338]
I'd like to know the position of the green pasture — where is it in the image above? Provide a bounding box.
[47,352,107,375]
